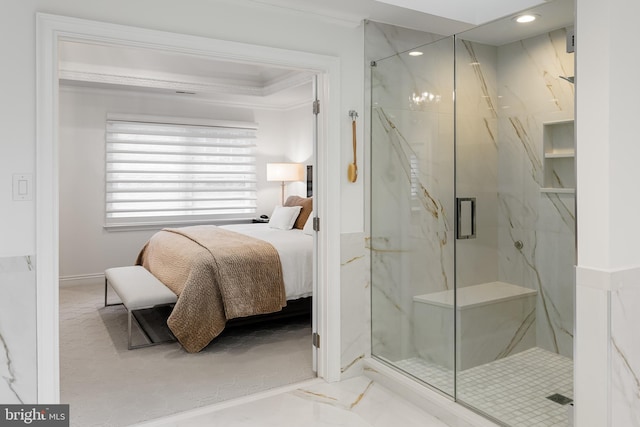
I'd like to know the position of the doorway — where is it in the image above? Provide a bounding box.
[36,13,342,410]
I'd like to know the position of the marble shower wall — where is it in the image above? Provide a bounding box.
[454,39,500,288]
[455,28,575,360]
[494,28,575,358]
[454,39,540,367]
[369,27,455,369]
[0,256,37,403]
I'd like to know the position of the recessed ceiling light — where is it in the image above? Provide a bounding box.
[409,51,423,56]
[514,14,538,23]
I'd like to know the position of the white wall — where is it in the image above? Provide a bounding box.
[575,0,640,425]
[58,85,311,278]
[1,0,363,404]
[254,104,314,211]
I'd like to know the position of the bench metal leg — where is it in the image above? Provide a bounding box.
[128,310,133,349]
[127,306,176,350]
[106,277,159,349]
[104,274,176,349]
[104,277,122,308]
[128,310,155,350]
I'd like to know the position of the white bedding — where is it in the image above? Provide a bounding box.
[220,223,313,300]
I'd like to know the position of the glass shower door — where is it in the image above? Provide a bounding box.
[370,36,456,396]
[454,10,576,425]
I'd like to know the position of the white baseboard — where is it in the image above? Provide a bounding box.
[59,273,104,288]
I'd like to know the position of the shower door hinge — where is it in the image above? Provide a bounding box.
[313,217,320,231]
[312,332,320,348]
[313,100,320,115]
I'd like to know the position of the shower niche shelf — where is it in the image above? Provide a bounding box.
[541,119,575,194]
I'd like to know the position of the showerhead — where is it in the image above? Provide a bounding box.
[559,76,574,84]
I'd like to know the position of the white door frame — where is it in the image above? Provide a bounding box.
[36,13,342,403]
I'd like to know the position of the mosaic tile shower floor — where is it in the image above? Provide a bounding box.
[396,347,573,427]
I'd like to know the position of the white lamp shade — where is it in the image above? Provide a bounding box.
[267,163,304,182]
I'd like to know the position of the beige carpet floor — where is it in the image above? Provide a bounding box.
[59,281,314,427]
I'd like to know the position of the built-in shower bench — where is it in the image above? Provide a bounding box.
[413,281,537,370]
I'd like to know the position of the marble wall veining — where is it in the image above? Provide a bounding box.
[455,28,575,362]
[340,232,369,379]
[454,38,500,289]
[495,28,575,358]
[0,256,37,403]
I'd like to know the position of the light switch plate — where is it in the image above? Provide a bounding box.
[13,174,33,201]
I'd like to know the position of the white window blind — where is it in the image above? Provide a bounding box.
[105,118,257,227]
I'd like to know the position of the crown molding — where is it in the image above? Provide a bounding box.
[59,68,264,96]
[59,81,313,111]
[263,71,315,96]
[59,67,314,99]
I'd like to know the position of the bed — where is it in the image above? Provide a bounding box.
[135,202,313,353]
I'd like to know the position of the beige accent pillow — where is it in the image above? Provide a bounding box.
[284,196,312,230]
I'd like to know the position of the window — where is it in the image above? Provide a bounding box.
[105,115,257,228]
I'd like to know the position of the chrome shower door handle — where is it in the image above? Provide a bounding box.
[456,197,476,239]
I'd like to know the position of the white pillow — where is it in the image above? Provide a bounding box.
[269,205,302,230]
[303,214,314,235]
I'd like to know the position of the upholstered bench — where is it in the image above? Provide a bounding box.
[104,265,178,349]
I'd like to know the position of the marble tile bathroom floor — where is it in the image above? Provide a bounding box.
[134,376,458,427]
[396,347,573,427]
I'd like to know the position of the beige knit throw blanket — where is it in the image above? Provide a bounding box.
[136,225,286,353]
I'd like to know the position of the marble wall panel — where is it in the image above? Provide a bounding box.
[534,230,575,357]
[457,294,536,370]
[497,29,575,118]
[611,282,640,427]
[0,256,37,403]
[340,232,369,379]
[454,39,500,288]
[494,28,575,357]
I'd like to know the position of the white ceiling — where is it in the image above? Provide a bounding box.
[58,0,572,108]
[246,0,475,34]
[457,0,574,46]
[372,0,548,26]
[58,41,315,110]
